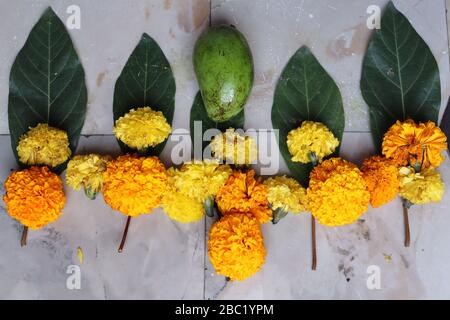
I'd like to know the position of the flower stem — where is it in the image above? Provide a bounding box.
[309,152,318,166]
[21,226,28,247]
[118,216,132,253]
[309,152,319,270]
[403,204,410,247]
[311,215,317,270]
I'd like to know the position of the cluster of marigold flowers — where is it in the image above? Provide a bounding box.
[3,105,447,282]
[3,123,70,229]
[378,119,447,207]
[286,120,370,226]
[283,119,448,228]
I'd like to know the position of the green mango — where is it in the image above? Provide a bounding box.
[193,26,254,122]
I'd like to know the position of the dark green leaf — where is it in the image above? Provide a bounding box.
[190,91,244,151]
[8,7,87,173]
[271,46,345,186]
[272,208,289,224]
[361,1,441,148]
[113,33,175,156]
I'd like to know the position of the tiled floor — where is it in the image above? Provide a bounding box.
[0,0,449,299]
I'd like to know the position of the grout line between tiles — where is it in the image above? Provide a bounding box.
[0,131,373,137]
[445,0,450,64]
[203,0,213,301]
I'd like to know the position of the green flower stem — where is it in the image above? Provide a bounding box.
[272,207,288,224]
[84,186,98,200]
[204,196,216,218]
[308,152,319,167]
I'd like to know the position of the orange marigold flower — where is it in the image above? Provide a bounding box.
[307,157,370,226]
[215,170,272,224]
[208,213,266,281]
[382,119,447,168]
[3,166,65,229]
[361,156,399,208]
[102,154,167,217]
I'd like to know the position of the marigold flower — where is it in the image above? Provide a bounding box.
[361,156,399,208]
[215,170,272,224]
[161,186,204,223]
[382,119,447,169]
[307,157,370,226]
[399,167,444,204]
[209,128,257,165]
[287,121,339,163]
[3,166,65,229]
[102,154,167,216]
[114,107,172,150]
[161,167,204,223]
[168,160,232,203]
[17,123,71,167]
[66,154,111,199]
[264,176,307,214]
[208,213,266,281]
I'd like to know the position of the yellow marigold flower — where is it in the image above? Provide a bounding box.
[168,160,232,203]
[3,166,65,229]
[17,123,71,167]
[215,170,272,224]
[399,167,445,204]
[382,119,447,169]
[102,154,167,217]
[287,121,339,163]
[361,156,399,208]
[114,107,172,150]
[161,167,204,223]
[208,213,266,281]
[161,186,204,223]
[66,154,111,199]
[264,176,307,214]
[210,128,258,164]
[307,157,370,226]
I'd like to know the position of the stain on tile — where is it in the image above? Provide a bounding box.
[164,0,172,10]
[255,68,276,85]
[96,71,107,87]
[177,2,190,32]
[169,27,176,39]
[193,0,209,29]
[177,0,209,32]
[337,247,351,256]
[338,262,354,282]
[144,7,151,20]
[356,219,371,241]
[400,254,410,269]
[326,22,368,60]
[383,253,393,262]
[35,227,72,269]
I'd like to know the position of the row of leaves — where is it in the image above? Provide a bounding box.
[8,2,442,186]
